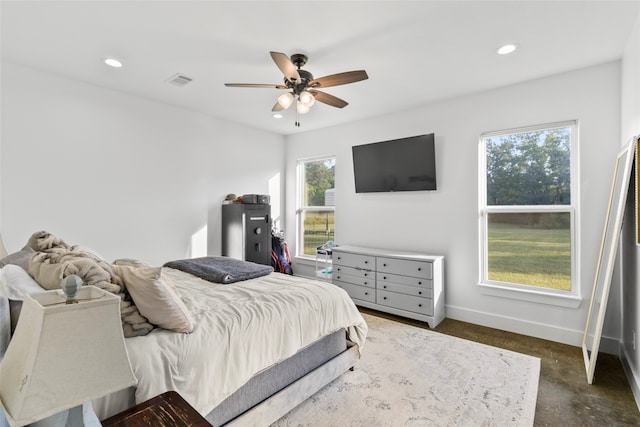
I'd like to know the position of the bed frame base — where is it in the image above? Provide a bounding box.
[224,343,360,426]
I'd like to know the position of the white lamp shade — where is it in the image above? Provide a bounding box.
[299,91,315,107]
[277,92,294,110]
[0,286,137,426]
[296,101,310,114]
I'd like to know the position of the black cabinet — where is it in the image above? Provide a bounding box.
[221,204,271,266]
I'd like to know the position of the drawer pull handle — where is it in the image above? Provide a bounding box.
[383,297,387,300]
[383,263,387,267]
[337,256,341,260]
[365,292,369,295]
[365,261,368,264]
[364,273,368,277]
[418,281,422,285]
[336,276,341,279]
[383,285,387,289]
[418,303,422,307]
[418,291,422,295]
[418,267,422,271]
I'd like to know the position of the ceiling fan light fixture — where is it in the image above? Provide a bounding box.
[277,92,294,109]
[299,90,315,107]
[296,100,310,115]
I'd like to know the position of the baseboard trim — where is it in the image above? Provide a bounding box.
[445,304,619,353]
[620,343,640,412]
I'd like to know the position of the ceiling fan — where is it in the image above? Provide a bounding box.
[225,52,368,126]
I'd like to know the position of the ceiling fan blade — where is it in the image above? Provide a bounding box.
[225,83,288,89]
[309,90,348,108]
[270,51,301,83]
[309,70,368,88]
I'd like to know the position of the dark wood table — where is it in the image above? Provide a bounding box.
[101,391,211,426]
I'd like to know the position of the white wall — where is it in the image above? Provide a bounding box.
[0,62,285,265]
[285,61,622,347]
[0,56,626,350]
[620,8,640,409]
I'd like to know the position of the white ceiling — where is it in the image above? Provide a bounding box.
[2,1,639,136]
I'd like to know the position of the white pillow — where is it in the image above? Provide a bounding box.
[0,264,44,300]
[113,264,194,333]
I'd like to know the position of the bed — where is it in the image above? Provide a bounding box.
[0,232,368,426]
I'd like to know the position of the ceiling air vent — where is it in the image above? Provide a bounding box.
[167,73,193,87]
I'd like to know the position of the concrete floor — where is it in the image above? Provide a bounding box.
[360,308,640,426]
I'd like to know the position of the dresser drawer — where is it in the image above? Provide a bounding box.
[333,272,375,288]
[334,265,375,280]
[334,282,376,303]
[377,289,433,316]
[333,251,376,270]
[378,281,433,299]
[377,257,432,279]
[377,272,433,289]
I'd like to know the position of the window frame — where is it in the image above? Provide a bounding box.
[296,155,336,259]
[478,120,581,307]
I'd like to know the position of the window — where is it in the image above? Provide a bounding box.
[296,156,335,257]
[479,121,578,297]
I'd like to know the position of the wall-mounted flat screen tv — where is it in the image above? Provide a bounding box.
[352,133,436,193]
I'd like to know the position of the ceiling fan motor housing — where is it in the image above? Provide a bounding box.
[285,68,314,95]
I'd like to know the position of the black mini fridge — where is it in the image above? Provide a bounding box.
[221,203,271,266]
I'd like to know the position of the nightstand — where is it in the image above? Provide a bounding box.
[101,391,211,427]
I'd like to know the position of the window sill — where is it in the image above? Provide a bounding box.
[294,256,316,266]
[478,282,582,308]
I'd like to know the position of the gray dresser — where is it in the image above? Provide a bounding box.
[331,245,444,327]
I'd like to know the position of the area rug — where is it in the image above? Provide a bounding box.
[272,313,540,427]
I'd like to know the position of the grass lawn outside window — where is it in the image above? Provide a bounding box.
[487,220,571,291]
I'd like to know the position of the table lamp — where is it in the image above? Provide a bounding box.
[0,278,137,426]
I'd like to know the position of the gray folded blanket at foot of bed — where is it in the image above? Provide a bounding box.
[163,257,273,284]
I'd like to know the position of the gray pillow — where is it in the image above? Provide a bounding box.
[0,246,35,270]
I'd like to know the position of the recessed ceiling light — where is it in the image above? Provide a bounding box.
[497,44,518,55]
[273,113,283,119]
[104,58,123,68]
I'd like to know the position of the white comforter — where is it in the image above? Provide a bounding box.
[104,269,368,418]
